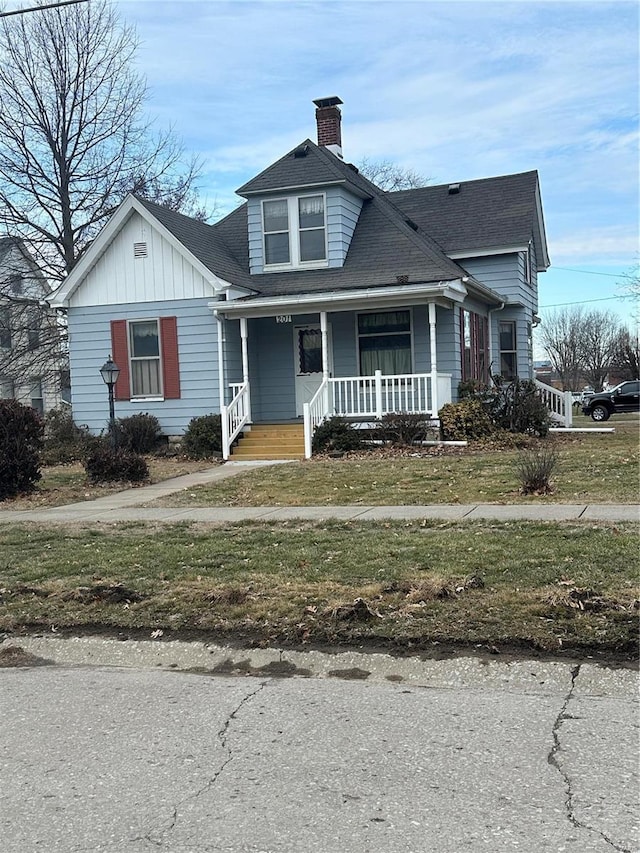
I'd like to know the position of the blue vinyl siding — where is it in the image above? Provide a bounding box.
[67,299,219,435]
[247,187,363,274]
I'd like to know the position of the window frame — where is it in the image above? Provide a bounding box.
[356,309,414,376]
[0,307,11,349]
[262,193,328,271]
[499,319,518,380]
[127,318,164,401]
[30,377,44,416]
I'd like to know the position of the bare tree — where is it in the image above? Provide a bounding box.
[0,0,203,281]
[578,310,623,390]
[611,327,640,380]
[617,263,639,322]
[357,157,427,191]
[538,307,586,390]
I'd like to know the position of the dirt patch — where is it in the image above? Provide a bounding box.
[59,583,145,604]
[0,645,54,667]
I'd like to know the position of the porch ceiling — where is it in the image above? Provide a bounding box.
[211,279,468,319]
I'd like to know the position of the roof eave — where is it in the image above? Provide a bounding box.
[211,279,470,319]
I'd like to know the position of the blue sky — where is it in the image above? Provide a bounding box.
[59,1,640,333]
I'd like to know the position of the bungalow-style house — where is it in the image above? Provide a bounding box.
[0,236,67,415]
[51,97,553,458]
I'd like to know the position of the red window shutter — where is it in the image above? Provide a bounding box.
[110,320,131,401]
[160,316,181,399]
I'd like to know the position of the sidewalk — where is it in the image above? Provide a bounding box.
[0,460,638,523]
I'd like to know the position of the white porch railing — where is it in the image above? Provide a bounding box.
[303,379,330,459]
[303,370,452,458]
[535,379,573,428]
[221,381,250,460]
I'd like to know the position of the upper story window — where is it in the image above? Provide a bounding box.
[0,308,11,349]
[262,194,327,269]
[524,241,534,286]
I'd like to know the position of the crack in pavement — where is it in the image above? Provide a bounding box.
[548,664,632,853]
[136,679,269,848]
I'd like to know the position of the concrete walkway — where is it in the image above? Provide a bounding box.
[0,460,638,524]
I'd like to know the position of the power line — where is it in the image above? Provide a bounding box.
[540,295,631,308]
[551,266,625,278]
[0,0,88,17]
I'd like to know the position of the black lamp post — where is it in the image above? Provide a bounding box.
[99,355,120,448]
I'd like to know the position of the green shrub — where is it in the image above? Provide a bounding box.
[515,446,558,494]
[486,377,551,437]
[42,407,96,465]
[375,412,433,446]
[182,414,222,459]
[116,413,163,454]
[312,416,364,454]
[84,446,149,484]
[438,399,495,441]
[0,399,44,500]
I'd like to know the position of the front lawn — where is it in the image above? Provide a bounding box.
[0,519,637,659]
[145,417,639,507]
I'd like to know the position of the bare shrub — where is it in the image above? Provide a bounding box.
[515,446,558,495]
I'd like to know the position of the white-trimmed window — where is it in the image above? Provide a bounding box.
[263,194,327,268]
[524,241,533,286]
[499,320,517,380]
[0,376,15,398]
[129,319,162,397]
[0,308,11,349]
[358,310,412,375]
[30,377,44,415]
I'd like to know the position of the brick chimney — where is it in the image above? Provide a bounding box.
[313,96,343,159]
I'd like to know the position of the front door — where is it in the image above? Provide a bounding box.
[294,325,331,416]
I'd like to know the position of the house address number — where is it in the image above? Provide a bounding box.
[275,315,292,323]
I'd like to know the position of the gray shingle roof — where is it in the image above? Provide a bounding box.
[135,141,547,304]
[236,139,372,199]
[389,171,546,266]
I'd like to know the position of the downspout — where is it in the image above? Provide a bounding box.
[214,310,230,460]
[428,302,438,416]
[487,302,505,384]
[214,310,226,412]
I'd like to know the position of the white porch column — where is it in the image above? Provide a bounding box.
[215,311,226,411]
[320,311,329,380]
[428,302,438,416]
[240,316,251,422]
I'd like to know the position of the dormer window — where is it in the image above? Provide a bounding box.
[262,194,327,270]
[263,200,290,264]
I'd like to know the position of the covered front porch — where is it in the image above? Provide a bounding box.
[214,297,456,460]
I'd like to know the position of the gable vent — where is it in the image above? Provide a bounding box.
[133,242,148,258]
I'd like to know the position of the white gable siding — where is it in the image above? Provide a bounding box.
[68,212,215,307]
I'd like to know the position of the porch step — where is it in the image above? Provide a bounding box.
[231,423,305,460]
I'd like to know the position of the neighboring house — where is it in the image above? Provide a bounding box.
[50,97,550,457]
[0,236,67,416]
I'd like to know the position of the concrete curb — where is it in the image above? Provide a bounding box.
[2,635,637,697]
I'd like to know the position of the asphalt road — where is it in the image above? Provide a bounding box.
[1,661,638,853]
